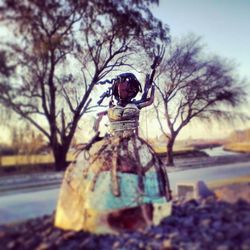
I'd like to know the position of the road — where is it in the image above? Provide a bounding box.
[0,161,250,225]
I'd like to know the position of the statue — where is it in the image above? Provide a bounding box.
[54,49,172,234]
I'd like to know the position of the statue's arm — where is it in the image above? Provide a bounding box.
[137,85,155,109]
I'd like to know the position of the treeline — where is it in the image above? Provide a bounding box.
[0,124,48,156]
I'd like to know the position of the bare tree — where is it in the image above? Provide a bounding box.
[154,35,247,166]
[0,0,169,170]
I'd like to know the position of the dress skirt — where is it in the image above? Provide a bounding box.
[54,134,172,234]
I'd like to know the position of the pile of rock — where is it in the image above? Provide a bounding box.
[1,184,250,250]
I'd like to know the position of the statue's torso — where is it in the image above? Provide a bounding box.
[108,103,140,135]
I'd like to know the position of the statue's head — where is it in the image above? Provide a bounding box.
[113,73,142,103]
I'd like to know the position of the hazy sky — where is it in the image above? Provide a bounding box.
[152,0,250,80]
[147,0,250,139]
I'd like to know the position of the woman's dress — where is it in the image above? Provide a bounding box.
[54,103,172,234]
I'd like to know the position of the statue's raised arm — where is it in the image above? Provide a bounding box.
[134,45,165,109]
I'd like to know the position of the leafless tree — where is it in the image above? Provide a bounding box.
[154,35,247,166]
[0,0,169,170]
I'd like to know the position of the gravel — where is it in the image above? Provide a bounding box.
[1,183,250,250]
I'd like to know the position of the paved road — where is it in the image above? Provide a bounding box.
[0,188,59,225]
[1,161,250,225]
[2,153,250,196]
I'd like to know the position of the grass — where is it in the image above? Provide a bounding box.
[224,142,250,153]
[0,153,75,167]
[1,141,249,168]
[152,145,194,154]
[0,145,197,167]
[208,175,250,188]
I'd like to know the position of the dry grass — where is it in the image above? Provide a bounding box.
[152,145,194,154]
[208,175,250,188]
[224,142,250,153]
[0,153,75,167]
[0,144,195,167]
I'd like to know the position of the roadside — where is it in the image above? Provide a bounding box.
[1,159,250,227]
[0,172,63,196]
[1,153,250,196]
[166,153,250,172]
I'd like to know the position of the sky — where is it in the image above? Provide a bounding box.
[152,0,250,80]
[144,0,250,140]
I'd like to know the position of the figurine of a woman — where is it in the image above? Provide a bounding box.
[54,72,172,234]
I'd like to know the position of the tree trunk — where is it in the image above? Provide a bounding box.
[166,137,175,166]
[53,146,69,171]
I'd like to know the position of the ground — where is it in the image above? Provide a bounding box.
[0,182,250,250]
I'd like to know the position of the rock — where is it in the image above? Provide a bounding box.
[78,238,93,248]
[182,242,201,250]
[127,238,138,245]
[214,183,250,203]
[62,231,76,240]
[0,230,7,239]
[216,244,230,250]
[242,214,250,228]
[201,233,213,243]
[6,241,16,249]
[154,233,162,239]
[24,238,40,249]
[236,199,249,209]
[41,227,53,237]
[210,212,222,221]
[200,218,211,227]
[61,240,79,250]
[168,232,179,240]
[112,241,120,249]
[1,183,250,250]
[54,237,64,246]
[214,232,224,241]
[42,216,53,227]
[47,229,62,240]
[162,239,172,249]
[196,181,215,199]
[212,221,222,230]
[182,217,194,227]
[35,242,53,250]
[162,216,179,226]
[138,242,145,249]
[241,241,250,250]
[226,226,241,239]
